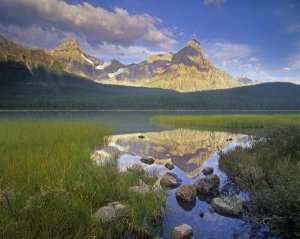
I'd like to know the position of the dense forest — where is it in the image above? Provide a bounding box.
[1,62,300,110]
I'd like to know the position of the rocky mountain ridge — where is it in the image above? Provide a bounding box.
[0,35,242,92]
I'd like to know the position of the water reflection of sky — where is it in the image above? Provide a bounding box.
[101,128,253,238]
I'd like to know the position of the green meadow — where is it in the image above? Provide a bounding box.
[152,114,300,132]
[0,120,165,238]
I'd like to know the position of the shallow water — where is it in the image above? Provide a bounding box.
[98,128,253,238]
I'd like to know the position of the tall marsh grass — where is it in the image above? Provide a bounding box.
[152,114,300,130]
[0,120,165,238]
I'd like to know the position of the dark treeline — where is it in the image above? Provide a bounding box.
[0,62,300,110]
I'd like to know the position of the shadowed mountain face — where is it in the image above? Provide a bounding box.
[106,129,241,178]
[0,35,63,78]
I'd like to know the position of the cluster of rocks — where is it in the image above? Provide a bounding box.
[159,166,246,239]
[92,147,246,239]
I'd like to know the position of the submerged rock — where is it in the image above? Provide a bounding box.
[202,167,213,176]
[140,157,154,165]
[92,202,125,222]
[172,224,193,239]
[175,185,196,202]
[160,172,182,188]
[176,198,196,211]
[193,174,220,195]
[211,195,246,217]
[199,211,204,217]
[165,162,175,170]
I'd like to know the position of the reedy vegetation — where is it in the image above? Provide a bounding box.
[153,114,300,236]
[219,126,300,236]
[152,114,300,131]
[0,121,165,238]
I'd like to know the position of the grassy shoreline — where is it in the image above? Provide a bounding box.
[152,114,300,132]
[152,114,300,236]
[0,120,165,238]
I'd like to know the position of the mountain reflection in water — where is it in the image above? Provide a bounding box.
[106,128,242,178]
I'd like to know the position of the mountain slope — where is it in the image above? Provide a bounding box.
[50,38,124,80]
[98,39,241,92]
[48,37,241,92]
[0,35,63,83]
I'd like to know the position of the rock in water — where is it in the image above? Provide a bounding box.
[202,167,213,176]
[211,195,246,217]
[92,202,125,222]
[175,185,196,202]
[165,162,175,170]
[193,174,220,195]
[172,224,193,239]
[199,211,204,217]
[160,172,182,188]
[140,157,154,165]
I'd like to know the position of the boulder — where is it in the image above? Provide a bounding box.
[92,202,125,222]
[129,185,150,196]
[172,224,193,239]
[160,172,182,188]
[175,185,196,202]
[193,174,220,195]
[165,162,175,170]
[202,167,213,176]
[140,157,154,165]
[211,195,246,217]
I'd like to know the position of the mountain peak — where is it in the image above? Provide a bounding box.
[56,38,81,52]
[186,39,201,50]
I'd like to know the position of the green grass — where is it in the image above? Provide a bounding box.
[0,120,165,238]
[152,114,300,132]
[219,126,300,236]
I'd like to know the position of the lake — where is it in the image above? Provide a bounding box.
[1,110,291,238]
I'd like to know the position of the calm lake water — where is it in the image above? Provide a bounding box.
[1,110,291,238]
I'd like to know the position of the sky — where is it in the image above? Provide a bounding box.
[0,0,299,83]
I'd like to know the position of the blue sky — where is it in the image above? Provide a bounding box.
[0,0,299,83]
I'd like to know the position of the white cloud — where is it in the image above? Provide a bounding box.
[282,67,292,71]
[0,0,176,50]
[203,41,252,62]
[249,57,259,62]
[82,41,164,63]
[203,0,227,8]
[285,22,300,34]
[282,40,300,71]
[0,24,63,49]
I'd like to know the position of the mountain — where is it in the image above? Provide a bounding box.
[237,76,258,85]
[0,35,63,84]
[50,37,241,92]
[50,38,124,80]
[1,35,299,111]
